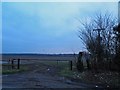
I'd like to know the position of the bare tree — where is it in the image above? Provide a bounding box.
[78,11,117,70]
[113,23,120,71]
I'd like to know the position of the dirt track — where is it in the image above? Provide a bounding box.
[2,61,98,89]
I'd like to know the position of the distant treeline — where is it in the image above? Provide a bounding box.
[1,53,78,57]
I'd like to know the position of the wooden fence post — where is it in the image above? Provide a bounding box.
[57,60,58,65]
[7,59,11,69]
[17,58,20,69]
[11,59,14,69]
[70,61,72,70]
[8,59,10,64]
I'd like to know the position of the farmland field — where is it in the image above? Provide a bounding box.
[1,54,119,89]
[2,54,78,61]
[2,54,88,89]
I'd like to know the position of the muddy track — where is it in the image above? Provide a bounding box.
[2,62,96,89]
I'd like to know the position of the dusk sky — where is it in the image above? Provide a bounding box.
[2,2,118,54]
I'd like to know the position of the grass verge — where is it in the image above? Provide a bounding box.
[59,67,120,88]
[2,64,28,74]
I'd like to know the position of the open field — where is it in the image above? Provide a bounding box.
[2,54,77,61]
[2,60,71,74]
[2,54,120,89]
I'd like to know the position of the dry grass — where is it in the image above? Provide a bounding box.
[60,68,120,88]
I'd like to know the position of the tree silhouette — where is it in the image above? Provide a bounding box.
[78,12,117,71]
[113,23,120,71]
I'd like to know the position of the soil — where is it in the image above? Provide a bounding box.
[2,61,100,89]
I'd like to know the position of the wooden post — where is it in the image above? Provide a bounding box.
[11,59,14,69]
[8,59,10,64]
[17,58,20,69]
[7,59,10,70]
[57,60,58,65]
[70,61,72,70]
